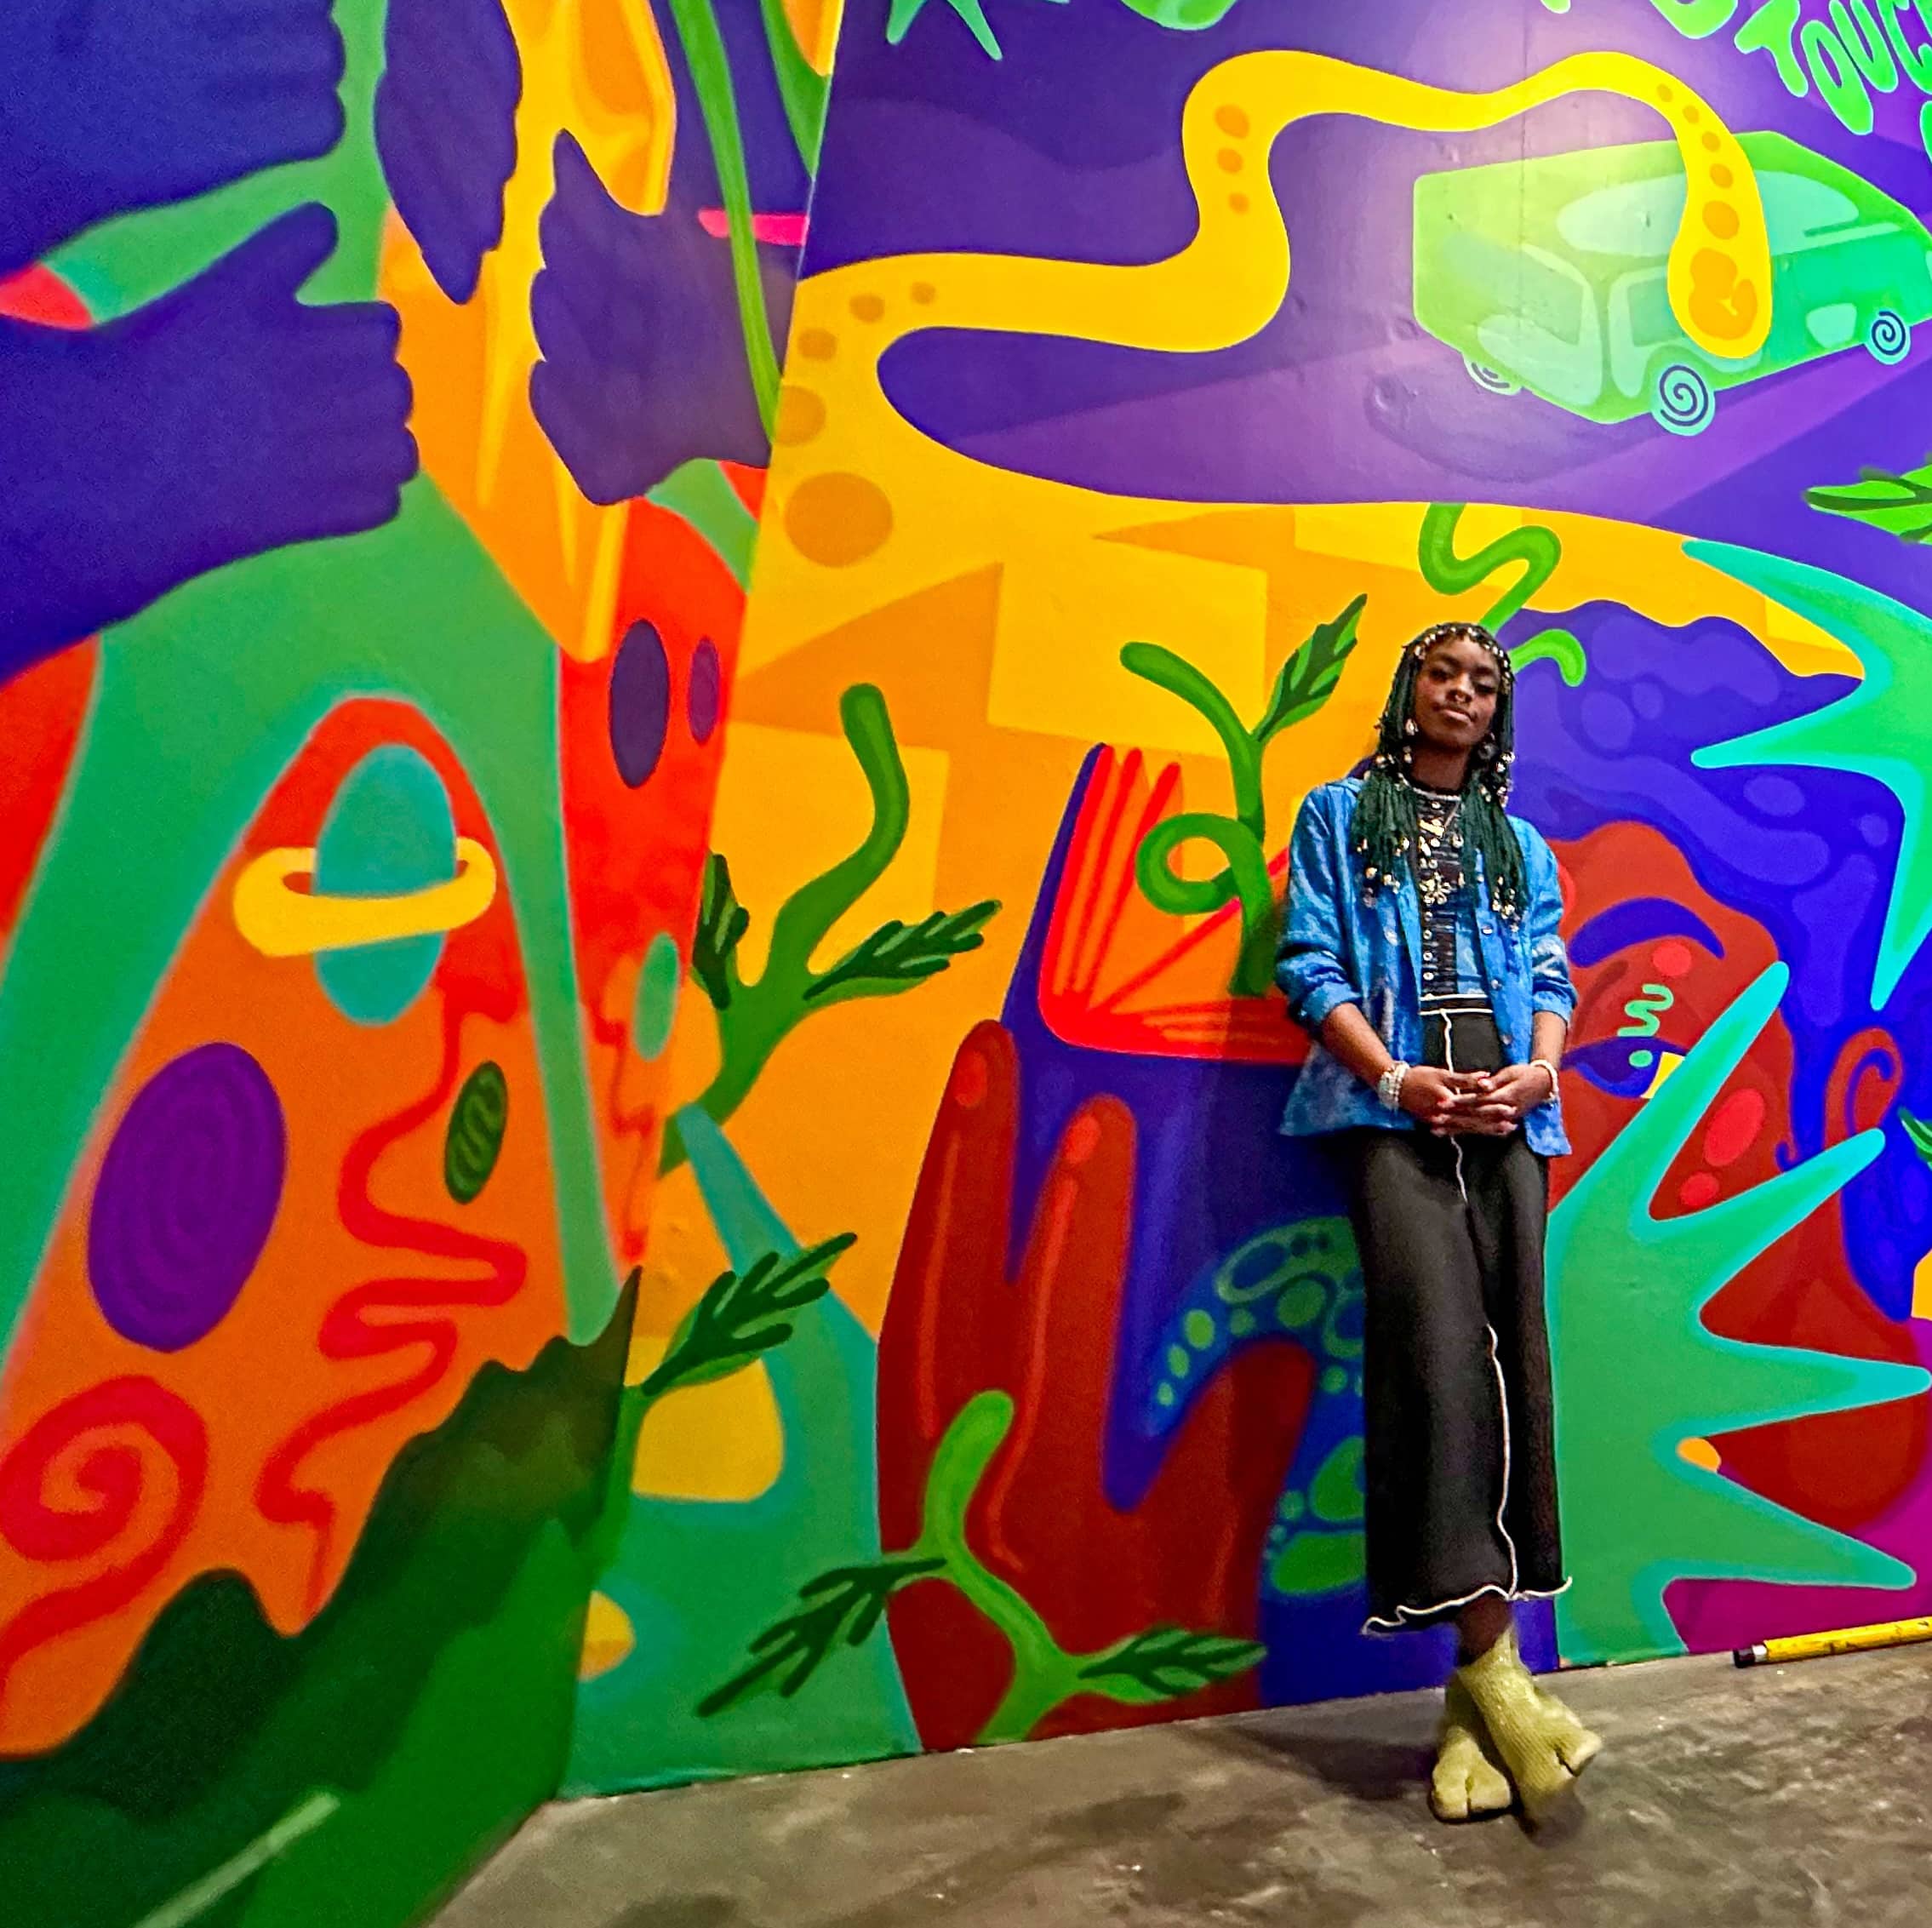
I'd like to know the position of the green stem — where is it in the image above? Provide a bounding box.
[664,0,782,432]
[1134,814,1278,997]
[1120,642,1264,837]
[661,687,911,1173]
[1416,501,1561,632]
[757,0,832,172]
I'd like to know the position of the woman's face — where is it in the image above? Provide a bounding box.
[1411,633,1500,757]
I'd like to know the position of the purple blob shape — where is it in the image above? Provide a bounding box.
[88,1043,287,1352]
[609,619,670,787]
[689,638,722,745]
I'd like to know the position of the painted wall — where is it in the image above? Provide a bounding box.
[0,1,832,1923]
[573,0,1932,1794]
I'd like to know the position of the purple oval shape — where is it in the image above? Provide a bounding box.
[88,1043,288,1352]
[609,620,671,787]
[689,637,722,745]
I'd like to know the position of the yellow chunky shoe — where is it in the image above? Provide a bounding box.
[1430,1674,1513,1822]
[1455,1626,1602,1822]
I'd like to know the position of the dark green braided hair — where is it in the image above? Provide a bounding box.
[1350,620,1527,921]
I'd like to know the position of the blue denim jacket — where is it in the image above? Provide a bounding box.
[1275,778,1575,1156]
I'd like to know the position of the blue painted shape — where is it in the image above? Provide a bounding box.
[0,206,418,686]
[312,743,458,1026]
[374,0,523,303]
[0,0,349,277]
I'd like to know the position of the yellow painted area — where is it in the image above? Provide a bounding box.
[380,0,675,660]
[1678,1436,1723,1472]
[579,1591,637,1680]
[1645,1051,1685,1100]
[625,1334,786,1501]
[1912,1250,1932,1322]
[704,723,951,978]
[783,0,846,74]
[230,840,497,956]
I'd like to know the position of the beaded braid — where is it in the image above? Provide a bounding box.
[1351,621,1527,922]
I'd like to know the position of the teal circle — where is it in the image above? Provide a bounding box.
[632,931,682,1061]
[313,746,458,1027]
[1630,1047,1655,1068]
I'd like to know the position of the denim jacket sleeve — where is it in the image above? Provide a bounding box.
[1276,787,1361,1034]
[1519,822,1577,1022]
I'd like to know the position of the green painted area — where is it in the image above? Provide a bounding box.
[1310,1439,1366,1526]
[647,460,761,591]
[1548,964,1929,1662]
[632,934,683,1064]
[1414,132,1932,434]
[1690,541,1932,1009]
[1166,1344,1192,1378]
[1277,1279,1325,1330]
[1269,1530,1368,1598]
[0,1286,634,1928]
[566,1107,920,1792]
[1183,1309,1216,1350]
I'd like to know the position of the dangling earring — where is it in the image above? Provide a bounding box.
[1477,740,1495,762]
[1403,717,1419,737]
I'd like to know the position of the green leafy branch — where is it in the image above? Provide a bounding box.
[1806,461,1932,545]
[700,1390,1265,1740]
[639,1233,855,1402]
[664,684,1000,1172]
[1899,1107,1932,1165]
[1123,596,1365,998]
[756,0,832,171]
[595,1234,859,1553]
[1417,502,1587,687]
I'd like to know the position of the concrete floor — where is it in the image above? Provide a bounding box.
[434,1646,1932,1928]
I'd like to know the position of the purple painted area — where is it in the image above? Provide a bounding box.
[689,637,723,743]
[609,619,672,787]
[88,1043,287,1352]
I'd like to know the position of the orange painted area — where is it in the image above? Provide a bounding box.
[0,702,566,1754]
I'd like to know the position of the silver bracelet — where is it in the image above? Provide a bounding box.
[1377,1062,1410,1112]
[1529,1057,1560,1101]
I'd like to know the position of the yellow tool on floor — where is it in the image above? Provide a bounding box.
[1734,1617,1932,1668]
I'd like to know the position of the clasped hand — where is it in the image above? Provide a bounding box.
[1398,1065,1546,1137]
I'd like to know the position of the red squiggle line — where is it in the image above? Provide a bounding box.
[254,999,528,1616]
[587,975,660,1264]
[0,1376,209,1719]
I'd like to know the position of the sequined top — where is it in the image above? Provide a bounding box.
[1410,782,1490,1015]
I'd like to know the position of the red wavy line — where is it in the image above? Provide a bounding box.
[254,1000,528,1616]
[0,1376,209,1719]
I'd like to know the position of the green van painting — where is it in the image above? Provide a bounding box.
[1413,132,1932,436]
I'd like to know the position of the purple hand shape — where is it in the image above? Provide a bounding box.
[0,204,418,683]
[529,132,787,504]
[0,0,348,276]
[374,0,523,304]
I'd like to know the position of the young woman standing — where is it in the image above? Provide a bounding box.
[1276,620,1600,1823]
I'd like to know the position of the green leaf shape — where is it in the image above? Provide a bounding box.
[1075,1626,1269,1705]
[640,1232,857,1402]
[1254,594,1368,746]
[697,1555,946,1716]
[805,901,1000,1003]
[1900,1107,1932,1164]
[691,851,751,1012]
[1805,462,1932,545]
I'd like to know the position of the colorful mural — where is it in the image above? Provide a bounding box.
[575,0,1932,1795]
[0,0,837,1921]
[14,0,1932,1914]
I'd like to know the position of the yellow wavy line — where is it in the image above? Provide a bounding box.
[231,838,500,958]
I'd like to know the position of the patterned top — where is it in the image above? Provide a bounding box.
[1410,782,1490,1015]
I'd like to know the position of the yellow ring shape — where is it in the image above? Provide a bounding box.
[231,838,500,958]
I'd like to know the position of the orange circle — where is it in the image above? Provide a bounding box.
[1701,130,1722,152]
[911,281,937,304]
[1710,162,1733,188]
[1702,201,1740,240]
[797,327,837,361]
[773,386,826,447]
[1683,103,1701,124]
[850,292,885,323]
[785,472,894,567]
[1216,146,1243,174]
[1657,82,1675,102]
[1230,192,1249,214]
[1215,104,1251,137]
